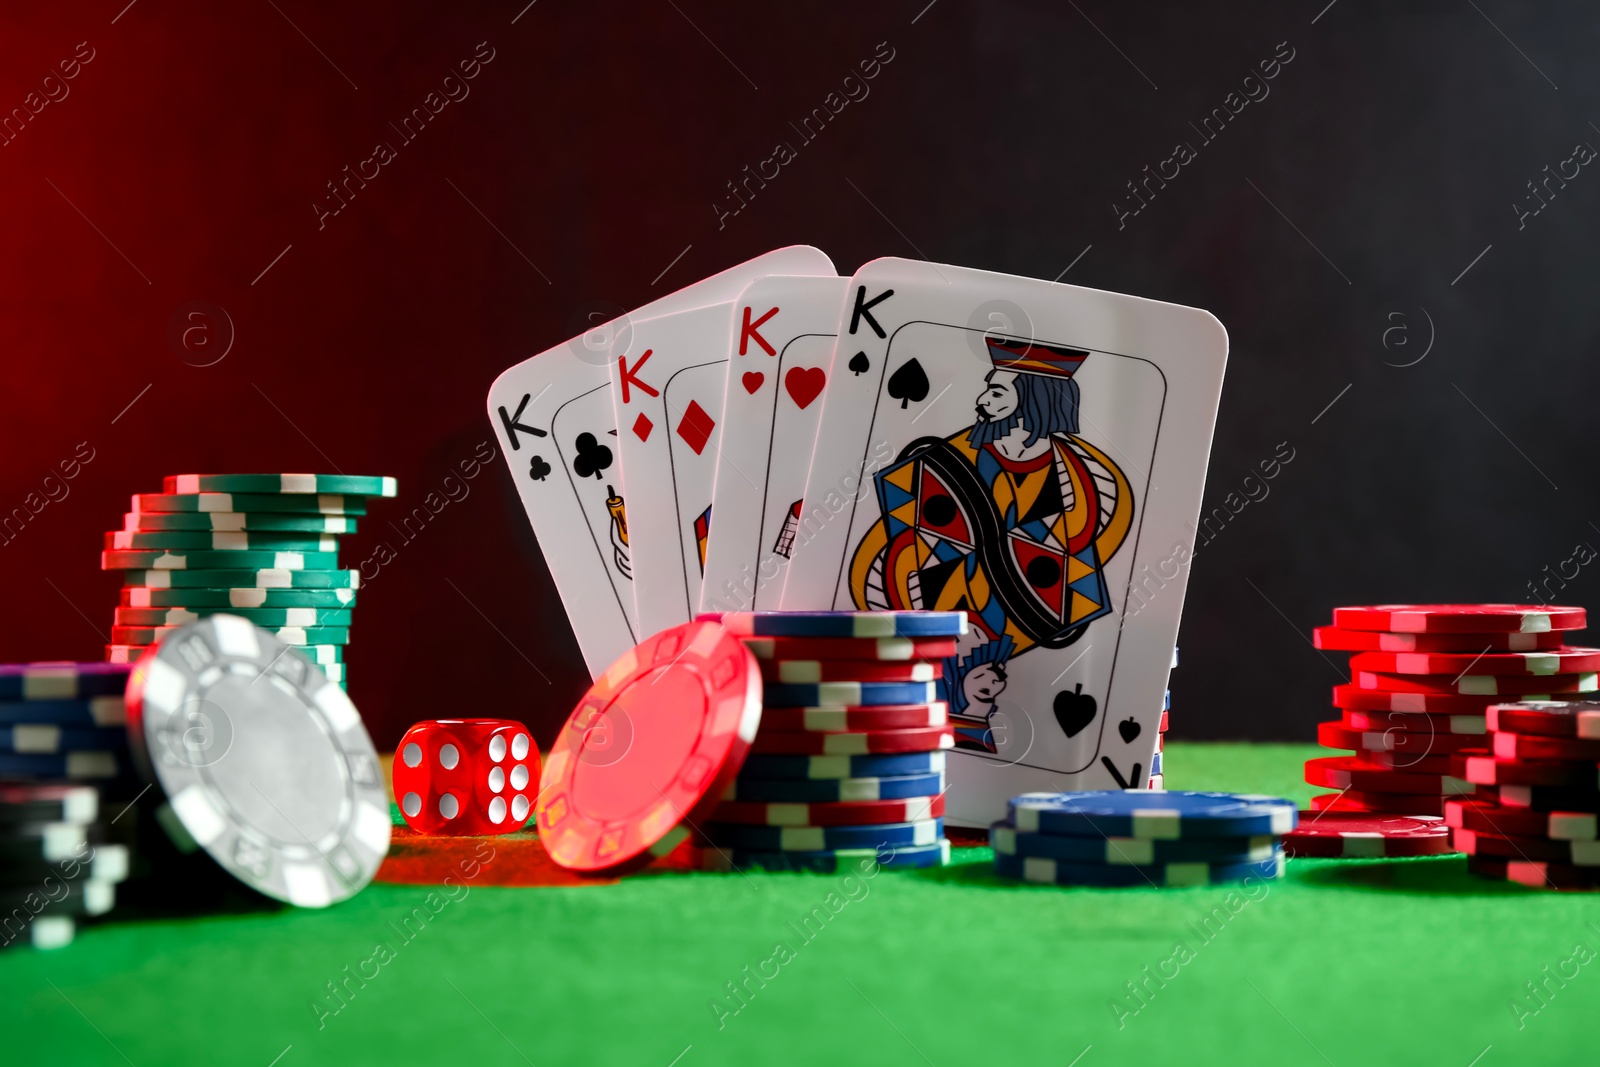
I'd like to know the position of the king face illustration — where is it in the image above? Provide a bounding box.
[847,336,1134,750]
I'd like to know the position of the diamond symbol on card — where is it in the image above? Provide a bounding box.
[632,412,653,442]
[675,401,715,455]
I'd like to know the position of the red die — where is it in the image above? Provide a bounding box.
[393,719,539,835]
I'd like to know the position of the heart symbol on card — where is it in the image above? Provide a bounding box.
[784,366,826,409]
[742,372,765,394]
[1053,683,1097,738]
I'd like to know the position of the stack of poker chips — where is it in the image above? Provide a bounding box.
[0,662,138,950]
[688,610,963,872]
[100,473,398,690]
[989,790,1294,887]
[1152,646,1175,789]
[1448,700,1600,889]
[1304,604,1593,818]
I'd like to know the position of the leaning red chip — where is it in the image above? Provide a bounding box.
[708,795,946,827]
[537,620,761,874]
[1304,755,1475,795]
[756,659,937,683]
[1487,701,1600,739]
[749,725,955,756]
[1313,626,1567,653]
[1284,811,1455,858]
[1310,789,1457,816]
[1331,604,1587,634]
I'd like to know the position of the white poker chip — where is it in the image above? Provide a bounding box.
[125,615,390,907]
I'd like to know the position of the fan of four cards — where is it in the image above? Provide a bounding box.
[488,247,1227,838]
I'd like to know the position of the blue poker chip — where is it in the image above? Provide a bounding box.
[0,697,126,727]
[762,681,938,707]
[725,771,946,803]
[696,839,951,872]
[703,818,944,851]
[994,849,1286,887]
[1152,749,1163,776]
[739,751,946,780]
[989,820,1278,865]
[0,724,128,754]
[0,663,131,701]
[0,750,131,780]
[1008,790,1298,840]
[702,611,968,638]
[1164,689,1171,710]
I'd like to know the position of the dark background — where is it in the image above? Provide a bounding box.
[2,1,1594,747]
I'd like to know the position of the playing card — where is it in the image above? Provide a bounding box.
[782,258,1228,826]
[699,275,847,613]
[486,245,833,677]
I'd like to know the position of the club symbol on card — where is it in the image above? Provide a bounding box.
[847,351,870,375]
[784,366,826,409]
[528,456,552,481]
[742,371,765,394]
[886,358,930,409]
[1118,716,1141,744]
[572,433,614,480]
[1052,682,1097,738]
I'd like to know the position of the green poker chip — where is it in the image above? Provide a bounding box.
[121,512,358,533]
[102,550,342,571]
[132,493,369,515]
[163,474,397,497]
[106,643,347,665]
[122,568,360,589]
[115,607,354,627]
[104,531,341,552]
[112,624,351,646]
[119,587,356,608]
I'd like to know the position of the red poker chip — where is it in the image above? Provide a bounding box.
[1340,708,1486,735]
[1331,604,1587,634]
[1455,829,1600,866]
[1159,709,1169,733]
[1334,685,1501,716]
[1305,755,1475,795]
[1492,782,1600,811]
[749,725,955,756]
[1359,750,1464,775]
[1356,670,1598,697]
[708,794,945,827]
[1351,647,1600,677]
[1313,626,1567,653]
[1309,790,1456,816]
[1444,798,1600,840]
[756,659,936,684]
[536,620,761,874]
[760,703,948,732]
[1492,730,1600,762]
[735,635,958,662]
[1284,811,1455,858]
[1467,854,1600,889]
[1487,701,1600,739]
[1452,754,1599,788]
[1318,719,1487,754]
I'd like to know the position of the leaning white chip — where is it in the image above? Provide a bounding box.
[125,614,390,907]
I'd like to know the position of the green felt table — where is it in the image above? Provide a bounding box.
[4,742,1597,1066]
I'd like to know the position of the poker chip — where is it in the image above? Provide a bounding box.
[1492,730,1600,761]
[0,784,99,825]
[1453,755,1599,788]
[0,751,127,780]
[1356,670,1599,697]
[120,586,357,609]
[1357,750,1463,774]
[1282,811,1455,858]
[0,724,127,754]
[114,606,354,628]
[994,849,1285,887]
[162,473,397,497]
[1453,827,1600,865]
[1316,720,1486,754]
[125,615,390,906]
[112,624,350,647]
[102,549,342,571]
[1467,854,1600,889]
[762,680,938,707]
[712,793,945,823]
[0,879,116,918]
[1444,798,1599,840]
[990,822,1279,865]
[700,818,945,850]
[1493,783,1600,810]
[1,843,129,885]
[758,703,948,732]
[133,492,369,514]
[122,568,361,589]
[1312,626,1567,653]
[748,724,954,755]
[0,696,125,726]
[1304,755,1475,795]
[1331,604,1586,634]
[1350,647,1600,677]
[702,610,968,638]
[689,839,951,873]
[1341,708,1486,734]
[1308,790,1454,816]
[1007,790,1297,839]
[1334,685,1503,715]
[120,511,358,533]
[107,643,346,668]
[0,662,131,700]
[755,659,936,683]
[737,635,959,662]
[0,823,110,864]
[1487,700,1600,738]
[104,531,341,552]
[720,767,940,799]
[538,620,762,874]
[736,751,946,780]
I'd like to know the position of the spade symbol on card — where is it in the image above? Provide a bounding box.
[886,358,930,409]
[528,455,551,482]
[1053,683,1097,738]
[572,433,613,480]
[1118,717,1141,744]
[848,351,870,376]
